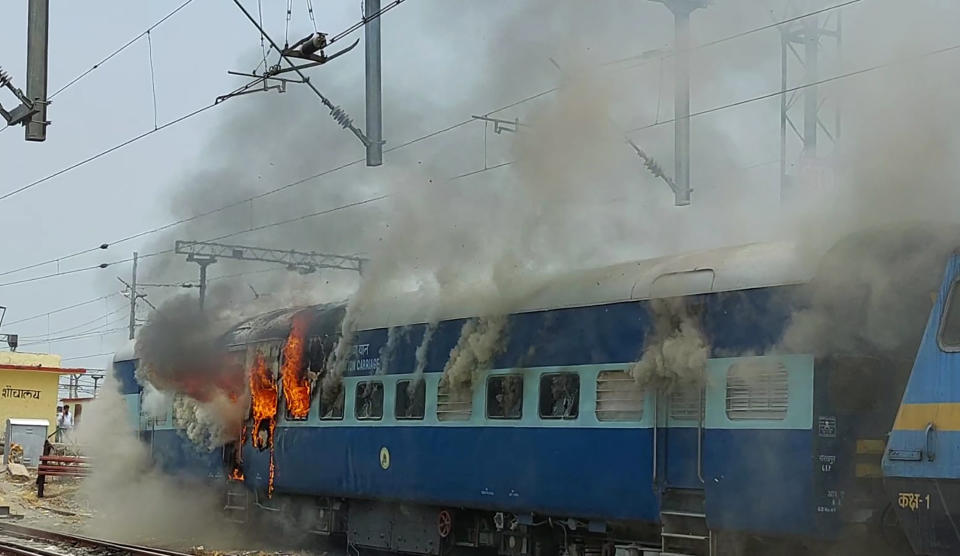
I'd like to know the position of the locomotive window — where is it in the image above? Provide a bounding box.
[669,387,704,421]
[396,379,426,420]
[355,381,384,420]
[437,380,472,421]
[939,280,960,351]
[319,385,344,420]
[726,361,788,421]
[539,373,579,420]
[596,371,644,421]
[487,375,523,419]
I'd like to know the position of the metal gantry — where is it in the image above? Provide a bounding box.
[779,0,843,200]
[175,240,366,309]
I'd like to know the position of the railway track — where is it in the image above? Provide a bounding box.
[0,522,192,556]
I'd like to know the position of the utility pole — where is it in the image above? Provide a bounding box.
[25,0,49,141]
[364,0,384,166]
[1,0,50,140]
[91,374,103,398]
[651,0,707,206]
[128,252,138,340]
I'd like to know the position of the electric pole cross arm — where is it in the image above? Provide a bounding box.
[176,240,367,310]
[175,240,367,274]
[0,67,38,127]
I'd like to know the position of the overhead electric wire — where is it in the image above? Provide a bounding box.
[18,307,127,340]
[19,327,129,349]
[627,40,960,133]
[0,0,880,286]
[61,352,116,361]
[1,294,118,328]
[604,0,863,68]
[0,102,218,204]
[49,0,195,100]
[231,0,369,144]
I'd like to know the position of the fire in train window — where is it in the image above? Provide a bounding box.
[596,371,644,421]
[939,280,960,351]
[319,385,344,420]
[539,373,579,420]
[487,375,523,419]
[726,361,788,421]
[355,381,384,421]
[396,379,425,420]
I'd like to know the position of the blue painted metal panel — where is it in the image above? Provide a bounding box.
[112,359,141,395]
[349,287,804,377]
[897,254,960,405]
[148,429,223,478]
[703,429,814,534]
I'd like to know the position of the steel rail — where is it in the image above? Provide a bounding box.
[0,522,191,556]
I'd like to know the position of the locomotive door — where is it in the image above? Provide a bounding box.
[655,384,705,489]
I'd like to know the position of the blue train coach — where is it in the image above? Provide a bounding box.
[117,237,931,556]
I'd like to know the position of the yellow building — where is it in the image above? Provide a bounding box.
[0,351,84,432]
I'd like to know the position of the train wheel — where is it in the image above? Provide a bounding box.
[438,509,453,539]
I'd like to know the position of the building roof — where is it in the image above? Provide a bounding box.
[0,363,86,374]
[59,397,95,403]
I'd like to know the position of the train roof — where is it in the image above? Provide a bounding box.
[354,240,816,330]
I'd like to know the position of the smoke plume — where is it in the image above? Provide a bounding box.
[629,298,709,389]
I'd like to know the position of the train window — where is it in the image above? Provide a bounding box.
[355,381,384,420]
[939,280,960,351]
[437,380,472,421]
[487,375,523,419]
[539,373,579,420]
[596,371,644,421]
[670,387,703,421]
[396,379,426,420]
[726,361,789,421]
[319,385,344,420]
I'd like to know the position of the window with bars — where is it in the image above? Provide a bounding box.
[437,380,472,421]
[596,371,644,421]
[725,361,789,421]
[669,386,703,421]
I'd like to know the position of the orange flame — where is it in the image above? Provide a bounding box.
[249,351,277,450]
[281,313,311,419]
[247,349,280,496]
[229,467,245,481]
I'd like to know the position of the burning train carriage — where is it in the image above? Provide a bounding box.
[113,235,934,555]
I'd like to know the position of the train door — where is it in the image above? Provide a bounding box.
[661,385,705,488]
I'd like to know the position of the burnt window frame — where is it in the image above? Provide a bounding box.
[395,379,426,421]
[938,279,960,352]
[354,380,384,421]
[319,385,345,421]
[486,374,524,420]
[538,372,580,420]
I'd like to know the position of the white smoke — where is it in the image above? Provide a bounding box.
[172,394,240,451]
[628,298,708,389]
[440,315,509,397]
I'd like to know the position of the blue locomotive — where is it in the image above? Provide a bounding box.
[115,229,955,556]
